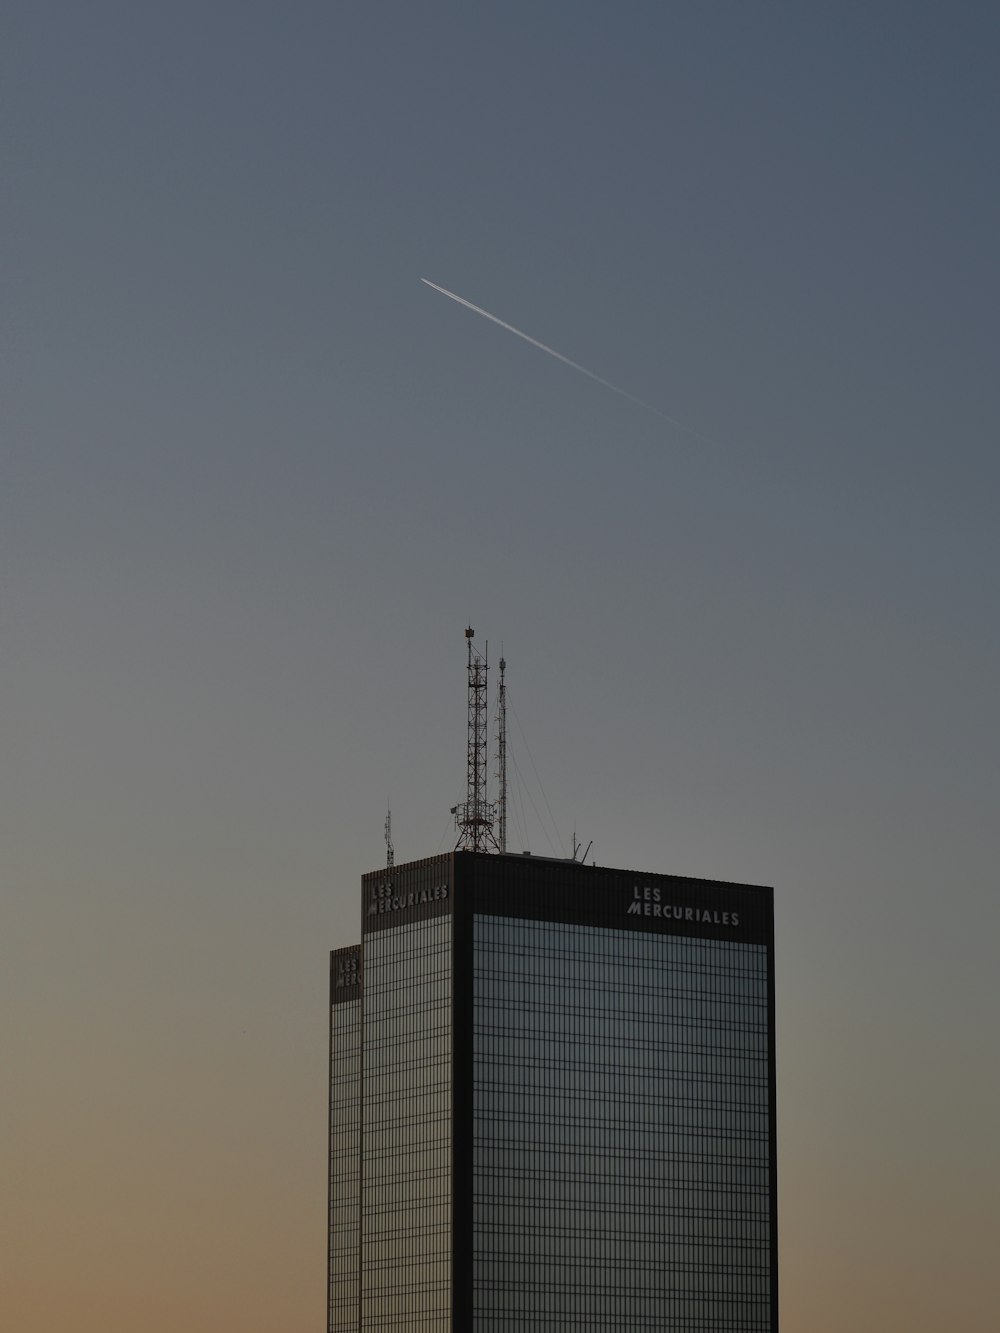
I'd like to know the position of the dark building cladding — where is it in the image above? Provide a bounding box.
[329,851,777,1331]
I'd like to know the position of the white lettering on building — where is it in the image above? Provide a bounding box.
[367,883,449,916]
[628,886,739,928]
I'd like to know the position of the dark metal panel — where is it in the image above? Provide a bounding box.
[463,850,773,946]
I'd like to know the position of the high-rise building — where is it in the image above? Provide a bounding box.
[328,850,777,1331]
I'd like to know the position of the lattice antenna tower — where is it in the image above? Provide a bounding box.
[496,652,508,854]
[455,626,498,852]
[384,806,394,871]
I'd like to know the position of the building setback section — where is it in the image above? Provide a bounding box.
[328,946,362,1331]
[329,851,777,1331]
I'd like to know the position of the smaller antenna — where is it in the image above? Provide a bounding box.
[571,830,593,864]
[497,652,508,854]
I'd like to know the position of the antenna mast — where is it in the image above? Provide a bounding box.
[384,806,394,870]
[497,653,507,853]
[455,627,498,852]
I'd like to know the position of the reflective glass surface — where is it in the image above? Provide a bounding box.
[329,997,361,1332]
[473,916,772,1330]
[361,916,452,1330]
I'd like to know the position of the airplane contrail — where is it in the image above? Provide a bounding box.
[420,277,709,441]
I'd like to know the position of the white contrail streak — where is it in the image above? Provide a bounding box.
[420,277,708,440]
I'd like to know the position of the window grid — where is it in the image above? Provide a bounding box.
[361,916,452,1331]
[472,915,772,1331]
[329,999,361,1333]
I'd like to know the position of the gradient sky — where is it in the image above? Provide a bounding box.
[4,4,998,1329]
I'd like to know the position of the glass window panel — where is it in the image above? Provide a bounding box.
[472,914,772,1331]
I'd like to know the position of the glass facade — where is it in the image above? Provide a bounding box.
[330,852,776,1331]
[360,916,452,1330]
[472,915,772,1331]
[328,949,362,1333]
